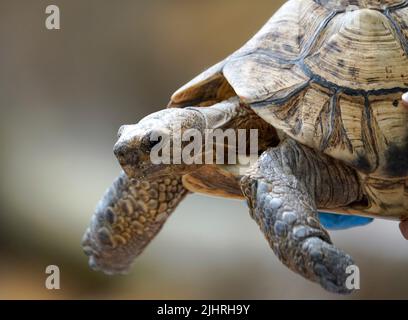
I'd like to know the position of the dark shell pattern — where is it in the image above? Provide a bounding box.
[171,0,408,217]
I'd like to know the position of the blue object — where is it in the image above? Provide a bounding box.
[318,212,373,230]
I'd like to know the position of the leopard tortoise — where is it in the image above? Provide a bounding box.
[82,0,408,294]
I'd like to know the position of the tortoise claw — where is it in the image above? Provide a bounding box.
[242,141,360,294]
[303,237,355,294]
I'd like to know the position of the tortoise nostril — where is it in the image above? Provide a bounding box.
[113,143,128,159]
[114,143,140,165]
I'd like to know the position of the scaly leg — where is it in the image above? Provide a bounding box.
[82,172,188,274]
[241,139,363,294]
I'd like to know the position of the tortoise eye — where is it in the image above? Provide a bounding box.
[142,132,163,152]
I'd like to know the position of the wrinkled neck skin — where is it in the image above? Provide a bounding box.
[186,97,277,148]
[185,97,243,130]
[181,97,279,169]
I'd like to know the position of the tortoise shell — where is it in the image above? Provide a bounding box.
[170,0,408,218]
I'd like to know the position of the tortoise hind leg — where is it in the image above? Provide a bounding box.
[241,139,362,294]
[82,172,188,274]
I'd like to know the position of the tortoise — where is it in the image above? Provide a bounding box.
[82,0,408,294]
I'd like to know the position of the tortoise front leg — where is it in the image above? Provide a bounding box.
[82,172,187,274]
[241,139,362,294]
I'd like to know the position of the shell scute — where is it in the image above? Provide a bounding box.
[304,8,408,91]
[170,0,408,180]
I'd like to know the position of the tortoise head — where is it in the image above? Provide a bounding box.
[114,108,206,179]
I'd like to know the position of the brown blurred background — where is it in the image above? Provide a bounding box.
[0,0,407,299]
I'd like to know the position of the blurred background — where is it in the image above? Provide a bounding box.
[0,0,407,299]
